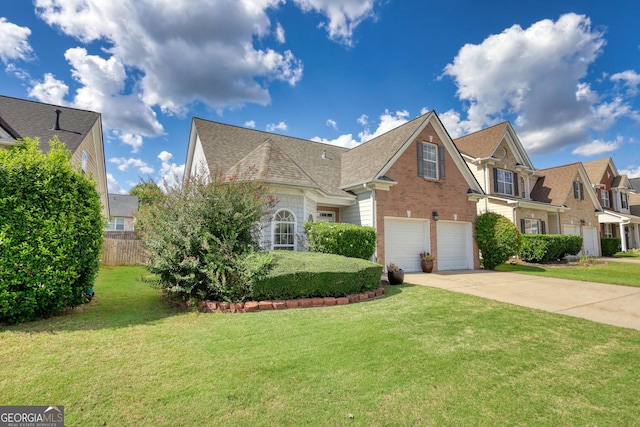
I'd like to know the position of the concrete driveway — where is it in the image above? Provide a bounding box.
[404,270,640,330]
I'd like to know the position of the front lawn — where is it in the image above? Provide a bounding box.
[497,260,640,287]
[1,266,639,426]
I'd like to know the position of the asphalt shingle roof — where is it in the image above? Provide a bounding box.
[582,157,611,185]
[453,121,509,158]
[0,95,100,154]
[530,163,581,205]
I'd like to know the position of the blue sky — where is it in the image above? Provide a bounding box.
[2,0,639,193]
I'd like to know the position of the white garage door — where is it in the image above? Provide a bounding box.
[384,218,430,272]
[563,225,580,236]
[583,226,599,256]
[436,221,474,270]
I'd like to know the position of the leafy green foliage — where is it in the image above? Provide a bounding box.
[303,222,376,260]
[475,212,522,270]
[0,137,104,323]
[519,234,583,262]
[129,177,164,207]
[136,172,276,302]
[601,238,621,256]
[251,251,382,300]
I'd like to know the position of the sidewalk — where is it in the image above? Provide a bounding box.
[404,270,640,331]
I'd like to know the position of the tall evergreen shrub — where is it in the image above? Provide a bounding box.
[475,212,522,270]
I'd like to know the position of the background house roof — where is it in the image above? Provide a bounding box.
[630,177,640,192]
[453,121,509,158]
[582,157,616,184]
[108,194,139,217]
[0,95,100,154]
[531,163,581,205]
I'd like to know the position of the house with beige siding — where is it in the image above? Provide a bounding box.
[0,95,109,219]
[184,111,485,272]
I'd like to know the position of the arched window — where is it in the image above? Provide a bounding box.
[272,209,296,250]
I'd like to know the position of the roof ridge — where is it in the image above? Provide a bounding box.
[0,94,100,115]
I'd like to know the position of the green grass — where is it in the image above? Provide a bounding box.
[497,261,640,287]
[1,266,639,426]
[614,250,640,258]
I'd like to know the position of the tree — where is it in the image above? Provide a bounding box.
[129,177,164,207]
[136,172,276,302]
[0,137,104,323]
[475,212,522,270]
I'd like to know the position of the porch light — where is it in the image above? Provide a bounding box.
[432,211,439,221]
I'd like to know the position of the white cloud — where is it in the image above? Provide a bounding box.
[275,22,286,43]
[572,136,623,156]
[292,0,376,45]
[611,70,640,95]
[28,73,69,106]
[0,17,34,63]
[106,173,126,194]
[244,120,256,128]
[266,121,288,132]
[109,157,154,174]
[312,109,410,148]
[441,13,636,154]
[116,132,144,153]
[157,151,184,190]
[326,119,338,130]
[619,165,640,178]
[34,0,304,114]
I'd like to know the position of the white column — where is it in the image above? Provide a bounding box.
[620,223,628,252]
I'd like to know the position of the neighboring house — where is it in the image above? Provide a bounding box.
[454,122,571,236]
[184,111,485,272]
[530,163,602,256]
[630,177,640,217]
[0,95,109,219]
[106,194,139,231]
[583,158,640,251]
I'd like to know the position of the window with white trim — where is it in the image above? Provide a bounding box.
[106,217,125,231]
[603,223,613,238]
[495,169,514,196]
[316,211,335,222]
[621,192,628,209]
[573,181,584,200]
[601,190,610,208]
[420,142,437,179]
[523,218,541,234]
[272,209,296,250]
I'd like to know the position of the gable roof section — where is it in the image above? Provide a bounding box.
[583,157,618,185]
[0,95,100,154]
[189,118,348,195]
[630,177,640,193]
[454,121,535,170]
[531,162,602,210]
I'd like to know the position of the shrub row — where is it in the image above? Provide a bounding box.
[601,237,621,256]
[251,251,382,301]
[518,234,582,262]
[304,222,376,260]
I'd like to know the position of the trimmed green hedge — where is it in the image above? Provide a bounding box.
[251,251,382,300]
[519,234,583,262]
[303,222,376,260]
[475,212,522,270]
[601,238,621,256]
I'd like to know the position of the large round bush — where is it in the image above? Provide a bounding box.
[475,212,522,270]
[0,138,104,324]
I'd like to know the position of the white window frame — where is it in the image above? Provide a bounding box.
[496,169,514,196]
[621,192,628,209]
[272,209,296,251]
[316,211,335,223]
[601,190,610,208]
[603,223,613,238]
[523,218,541,234]
[107,217,125,231]
[421,142,438,180]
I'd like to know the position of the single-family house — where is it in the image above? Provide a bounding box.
[630,177,640,217]
[454,122,569,234]
[0,95,109,219]
[184,111,485,272]
[583,157,640,251]
[106,194,139,231]
[530,163,602,255]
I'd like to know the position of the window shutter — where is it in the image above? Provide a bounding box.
[579,182,584,200]
[438,145,446,180]
[493,168,498,193]
[520,218,525,233]
[417,142,424,177]
[541,220,546,234]
[573,182,579,199]
[513,173,519,197]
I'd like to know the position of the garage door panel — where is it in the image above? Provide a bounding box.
[384,218,429,272]
[583,226,599,256]
[436,221,473,270]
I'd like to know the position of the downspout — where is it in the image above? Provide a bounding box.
[483,164,489,213]
[364,183,377,262]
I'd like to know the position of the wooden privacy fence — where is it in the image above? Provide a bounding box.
[101,231,147,266]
